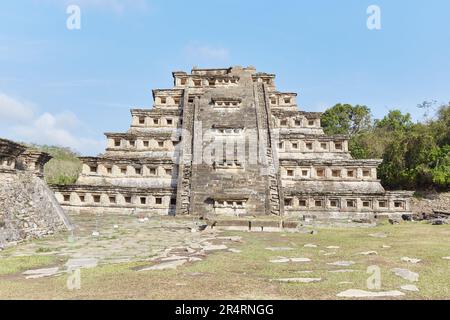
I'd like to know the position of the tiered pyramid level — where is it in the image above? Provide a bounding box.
[52,66,412,221]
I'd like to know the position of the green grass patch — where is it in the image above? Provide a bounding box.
[0,255,58,276]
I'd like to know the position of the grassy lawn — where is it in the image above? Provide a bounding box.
[0,255,59,276]
[0,222,449,300]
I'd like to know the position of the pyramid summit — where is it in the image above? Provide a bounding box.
[51,66,412,222]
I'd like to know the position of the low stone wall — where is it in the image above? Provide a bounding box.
[0,172,72,248]
[410,192,450,217]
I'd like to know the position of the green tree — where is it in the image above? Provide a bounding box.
[321,103,372,136]
[428,145,450,189]
[375,109,413,131]
[378,130,411,189]
[432,103,450,145]
[322,104,449,191]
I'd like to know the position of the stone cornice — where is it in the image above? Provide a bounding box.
[280,133,350,140]
[19,149,52,165]
[50,184,175,195]
[104,132,178,140]
[0,138,27,158]
[283,189,415,198]
[271,110,323,118]
[79,156,174,165]
[279,159,383,167]
[130,108,181,116]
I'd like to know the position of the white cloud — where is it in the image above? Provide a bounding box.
[49,111,82,129]
[0,92,35,123]
[0,93,104,155]
[183,43,230,63]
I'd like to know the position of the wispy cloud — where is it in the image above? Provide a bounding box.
[0,93,36,123]
[42,79,110,88]
[183,43,231,64]
[0,92,104,155]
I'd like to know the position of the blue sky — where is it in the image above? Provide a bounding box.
[0,0,449,155]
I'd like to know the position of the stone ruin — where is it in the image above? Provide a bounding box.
[0,138,72,248]
[50,66,413,223]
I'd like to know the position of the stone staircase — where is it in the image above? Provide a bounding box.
[266,146,281,215]
[254,83,284,216]
[175,91,195,215]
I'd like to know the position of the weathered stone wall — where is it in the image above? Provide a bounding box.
[0,171,72,248]
[410,192,450,216]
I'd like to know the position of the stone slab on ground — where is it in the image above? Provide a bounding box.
[327,261,356,267]
[329,269,356,273]
[138,259,187,271]
[65,258,98,270]
[265,247,294,251]
[188,257,202,262]
[337,289,405,298]
[22,267,60,279]
[273,278,322,283]
[202,244,228,251]
[401,257,421,264]
[391,268,419,282]
[401,284,419,292]
[357,251,378,256]
[304,244,317,248]
[290,257,311,263]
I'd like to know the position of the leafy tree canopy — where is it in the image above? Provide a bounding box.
[375,109,413,131]
[321,103,450,191]
[321,103,372,136]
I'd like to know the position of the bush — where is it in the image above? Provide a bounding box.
[26,144,82,185]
